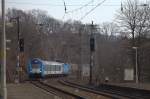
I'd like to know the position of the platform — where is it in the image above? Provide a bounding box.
[7,83,56,99]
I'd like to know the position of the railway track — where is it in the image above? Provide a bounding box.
[97,83,150,99]
[46,79,114,99]
[31,80,86,99]
[33,79,112,99]
[59,80,128,99]
[31,78,150,99]
[62,80,150,99]
[31,81,59,96]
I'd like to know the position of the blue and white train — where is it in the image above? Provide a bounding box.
[27,58,70,78]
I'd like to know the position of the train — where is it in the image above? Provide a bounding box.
[27,58,71,78]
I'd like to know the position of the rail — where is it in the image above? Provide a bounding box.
[59,80,126,99]
[61,80,150,99]
[31,81,86,99]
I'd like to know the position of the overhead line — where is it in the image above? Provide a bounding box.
[80,0,107,20]
[66,0,94,13]
[6,2,120,6]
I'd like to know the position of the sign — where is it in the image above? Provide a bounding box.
[82,64,90,77]
[124,68,134,80]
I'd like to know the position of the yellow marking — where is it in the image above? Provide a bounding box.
[0,50,6,60]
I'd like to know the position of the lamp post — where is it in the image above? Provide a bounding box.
[1,0,7,99]
[132,47,138,83]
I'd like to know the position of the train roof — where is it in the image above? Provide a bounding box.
[42,61,63,65]
[30,58,64,65]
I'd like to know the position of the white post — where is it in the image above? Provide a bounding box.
[132,47,138,83]
[135,48,138,83]
[1,0,7,99]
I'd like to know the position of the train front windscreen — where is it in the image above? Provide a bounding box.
[32,64,41,73]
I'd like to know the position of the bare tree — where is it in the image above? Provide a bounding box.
[116,0,150,82]
[99,22,119,40]
[117,0,150,46]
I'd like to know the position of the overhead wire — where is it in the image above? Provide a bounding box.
[62,0,94,21]
[7,1,121,6]
[66,0,94,13]
[80,0,107,20]
[7,0,119,22]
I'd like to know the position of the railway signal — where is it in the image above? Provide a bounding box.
[19,38,24,52]
[90,37,95,52]
[89,21,96,84]
[10,16,25,83]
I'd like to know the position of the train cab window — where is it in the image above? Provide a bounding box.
[32,64,39,69]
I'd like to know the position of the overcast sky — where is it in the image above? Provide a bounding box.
[0,0,148,24]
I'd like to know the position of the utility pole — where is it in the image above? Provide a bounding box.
[1,0,7,98]
[10,17,24,83]
[89,21,95,84]
[78,25,83,80]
